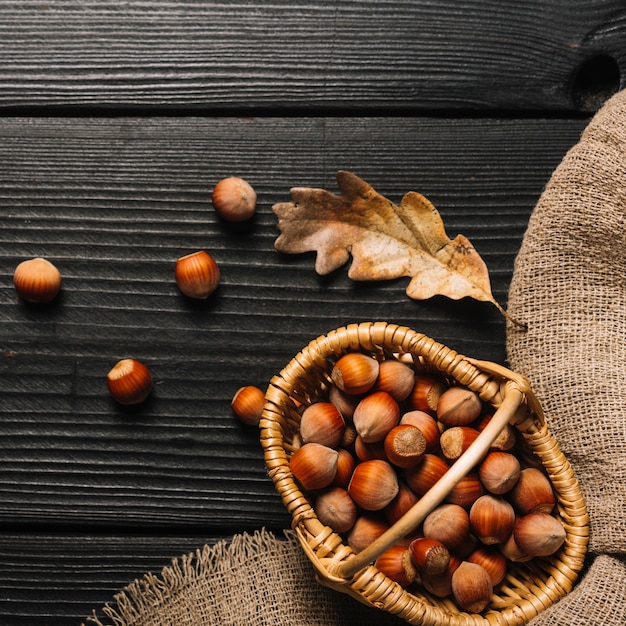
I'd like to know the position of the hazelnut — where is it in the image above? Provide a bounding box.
[383,424,426,468]
[384,480,420,525]
[352,391,400,443]
[332,448,357,489]
[354,435,388,462]
[231,385,265,426]
[174,250,220,299]
[212,176,257,222]
[374,359,416,402]
[469,495,516,545]
[513,512,566,557]
[422,503,471,554]
[408,537,451,575]
[451,561,493,613]
[436,386,482,426]
[421,554,461,598]
[400,410,440,452]
[313,486,357,534]
[13,257,62,303]
[404,453,449,496]
[408,374,447,414]
[347,515,390,553]
[299,402,345,448]
[347,459,399,511]
[328,384,361,420]
[467,546,507,586]
[375,545,417,587]
[289,443,338,491]
[106,358,153,406]
[478,451,521,495]
[475,414,517,451]
[446,472,483,509]
[509,467,556,515]
[331,352,380,395]
[439,426,480,462]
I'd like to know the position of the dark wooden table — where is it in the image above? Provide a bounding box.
[0,2,623,624]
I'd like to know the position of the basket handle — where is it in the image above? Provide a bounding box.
[327,381,524,581]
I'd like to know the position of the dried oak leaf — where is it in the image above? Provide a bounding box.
[273,170,523,326]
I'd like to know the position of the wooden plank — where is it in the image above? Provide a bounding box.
[0,115,587,533]
[0,533,231,625]
[0,1,622,111]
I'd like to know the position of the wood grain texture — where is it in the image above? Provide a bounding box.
[0,116,586,540]
[0,533,232,625]
[0,0,623,111]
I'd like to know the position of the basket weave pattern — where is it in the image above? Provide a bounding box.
[260,322,589,626]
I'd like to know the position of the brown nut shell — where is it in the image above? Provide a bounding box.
[478,451,521,495]
[375,545,417,587]
[439,426,480,462]
[404,453,449,496]
[212,176,257,222]
[469,494,516,545]
[347,459,399,511]
[400,410,441,452]
[408,536,451,575]
[408,374,447,414]
[231,385,265,426]
[467,546,508,586]
[422,503,471,554]
[451,561,493,613]
[436,386,482,426]
[446,472,483,509]
[509,467,556,515]
[513,512,566,557]
[347,515,390,553]
[13,257,62,303]
[374,359,416,402]
[299,402,346,448]
[175,250,220,299]
[383,424,426,468]
[331,352,380,395]
[107,358,153,406]
[352,391,400,443]
[289,443,338,491]
[313,487,357,534]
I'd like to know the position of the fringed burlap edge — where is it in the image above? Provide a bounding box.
[83,528,297,626]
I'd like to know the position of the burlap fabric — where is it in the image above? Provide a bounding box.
[86,90,626,625]
[504,87,626,623]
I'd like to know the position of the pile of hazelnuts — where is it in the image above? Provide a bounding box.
[12,176,257,408]
[278,352,566,614]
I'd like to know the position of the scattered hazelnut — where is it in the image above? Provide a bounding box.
[231,385,265,426]
[212,176,257,222]
[174,250,220,299]
[13,257,62,303]
[107,358,153,405]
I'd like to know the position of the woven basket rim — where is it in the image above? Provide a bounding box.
[259,321,590,626]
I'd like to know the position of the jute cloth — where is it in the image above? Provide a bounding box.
[504,87,626,623]
[86,89,626,625]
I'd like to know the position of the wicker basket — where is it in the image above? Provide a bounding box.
[260,322,589,626]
